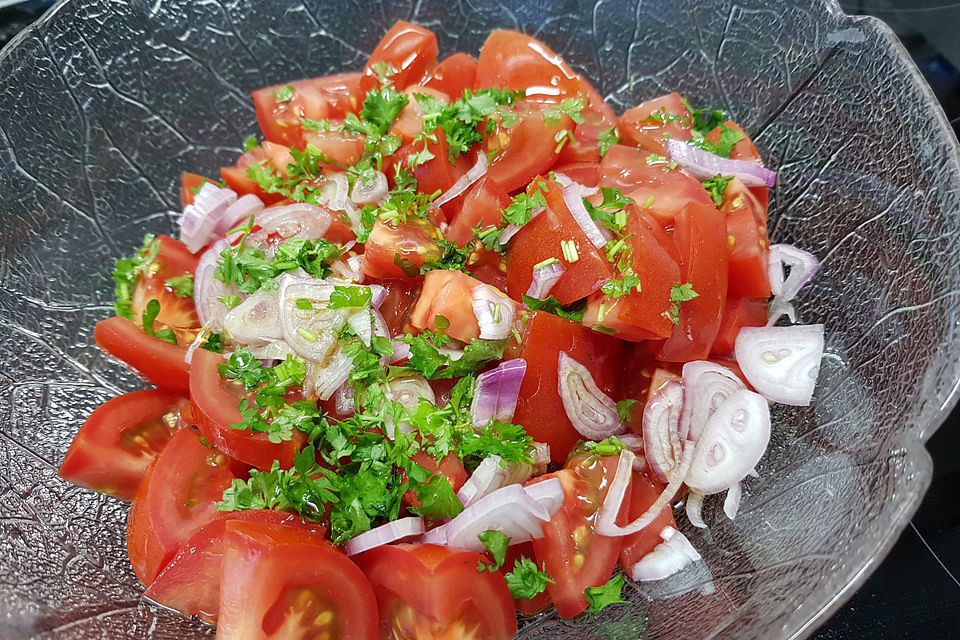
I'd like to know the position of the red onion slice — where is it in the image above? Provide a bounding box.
[723,482,742,520]
[421,524,448,545]
[665,138,777,187]
[631,526,702,581]
[596,445,693,537]
[194,238,236,330]
[679,361,745,442]
[552,172,597,195]
[183,326,210,365]
[558,351,624,441]
[766,297,796,326]
[617,434,647,471]
[347,308,373,347]
[457,455,542,509]
[322,172,350,212]
[180,183,239,253]
[685,389,771,495]
[223,289,283,346]
[525,260,565,300]
[768,243,820,301]
[734,325,824,406]
[499,207,545,245]
[251,203,333,243]
[216,194,264,236]
[471,285,517,340]
[523,477,565,516]
[433,152,488,208]
[304,350,353,401]
[685,490,706,528]
[349,170,388,205]
[443,483,561,552]
[470,359,527,427]
[642,380,684,482]
[389,340,411,363]
[344,517,425,556]
[561,182,608,249]
[334,383,355,417]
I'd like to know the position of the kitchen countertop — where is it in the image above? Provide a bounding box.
[1,1,958,637]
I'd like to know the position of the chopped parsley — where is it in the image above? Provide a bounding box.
[328,285,372,309]
[584,574,627,613]
[580,436,628,457]
[522,294,586,322]
[272,84,296,103]
[140,298,177,345]
[686,106,744,158]
[583,187,633,234]
[215,237,343,294]
[601,274,641,298]
[616,399,637,423]
[420,238,473,275]
[164,274,194,298]
[400,329,506,380]
[415,88,523,162]
[542,97,586,127]
[668,283,699,324]
[477,530,510,572]
[112,234,159,320]
[597,127,620,157]
[505,557,554,599]
[702,174,733,206]
[242,135,259,152]
[500,187,548,227]
[201,332,225,353]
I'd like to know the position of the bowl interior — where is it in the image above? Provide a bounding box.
[1,1,959,639]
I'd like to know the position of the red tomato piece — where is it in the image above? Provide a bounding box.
[725,206,771,298]
[507,311,622,462]
[58,389,186,500]
[506,178,615,306]
[360,216,441,281]
[706,120,769,216]
[409,270,501,343]
[355,543,517,640]
[360,21,439,95]
[445,177,510,247]
[712,297,768,356]
[530,453,631,618]
[403,451,467,509]
[619,471,677,575]
[94,316,191,393]
[376,279,421,337]
[131,235,201,345]
[486,114,565,194]
[475,30,583,104]
[126,428,237,585]
[618,92,693,155]
[656,202,729,362]
[468,247,508,292]
[252,72,362,148]
[218,521,379,640]
[219,143,289,205]
[552,161,600,188]
[189,348,302,470]
[301,129,365,166]
[180,172,214,208]
[423,52,478,99]
[393,127,469,197]
[144,510,327,623]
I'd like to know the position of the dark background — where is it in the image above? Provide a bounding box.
[1,1,958,637]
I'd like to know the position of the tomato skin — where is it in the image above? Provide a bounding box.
[355,543,517,640]
[409,270,495,343]
[475,30,582,104]
[505,178,615,306]
[301,130,366,166]
[712,297,768,356]
[253,72,362,148]
[131,235,201,344]
[361,21,439,95]
[486,115,564,194]
[59,390,186,500]
[127,428,237,585]
[656,201,729,362]
[219,143,290,205]
[218,521,379,640]
[553,161,599,188]
[445,177,510,247]
[189,348,302,471]
[94,317,191,392]
[424,53,478,99]
[619,471,677,575]
[618,92,692,155]
[360,217,442,281]
[725,207,771,298]
[144,510,326,623]
[507,311,622,462]
[530,454,630,618]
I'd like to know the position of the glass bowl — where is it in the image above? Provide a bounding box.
[1,0,958,638]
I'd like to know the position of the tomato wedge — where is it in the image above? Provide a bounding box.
[126,428,237,585]
[218,520,378,640]
[423,52,478,99]
[144,510,327,623]
[59,389,186,500]
[617,92,693,155]
[475,30,583,104]
[131,235,201,345]
[253,72,362,148]
[530,452,631,618]
[409,270,500,343]
[360,216,441,281]
[446,177,510,247]
[712,297,769,356]
[355,543,517,640]
[507,310,622,462]
[189,348,303,470]
[360,21,439,95]
[725,206,771,298]
[94,316,190,392]
[618,471,677,576]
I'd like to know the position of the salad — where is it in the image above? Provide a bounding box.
[58,20,825,640]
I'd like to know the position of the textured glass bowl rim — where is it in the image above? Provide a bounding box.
[1,1,959,639]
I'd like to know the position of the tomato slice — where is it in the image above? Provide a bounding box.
[355,543,517,640]
[725,206,771,298]
[253,72,362,148]
[59,389,186,500]
[530,453,631,618]
[360,216,441,281]
[126,428,237,585]
[712,297,768,356]
[94,316,191,392]
[475,30,583,104]
[486,114,567,194]
[505,178,615,305]
[376,279,421,337]
[656,201,729,361]
[218,521,379,640]
[131,235,201,345]
[445,177,510,247]
[408,270,497,343]
[423,52,478,99]
[506,310,622,463]
[617,92,693,155]
[144,510,327,623]
[189,348,302,470]
[707,120,769,216]
[360,21,439,95]
[618,471,677,575]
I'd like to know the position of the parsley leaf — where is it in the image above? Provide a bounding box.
[408,470,464,521]
[597,127,620,157]
[215,237,343,294]
[584,574,627,613]
[542,97,586,126]
[400,330,507,380]
[478,530,510,572]
[616,399,637,423]
[272,84,296,103]
[201,332,225,353]
[522,295,586,322]
[601,274,641,298]
[242,135,259,152]
[690,108,725,138]
[420,238,472,275]
[505,557,554,599]
[112,234,159,320]
[164,274,194,298]
[580,436,628,457]
[702,174,733,206]
[329,285,372,309]
[140,299,177,344]
[501,188,548,227]
[416,88,522,162]
[668,283,699,324]
[219,347,270,389]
